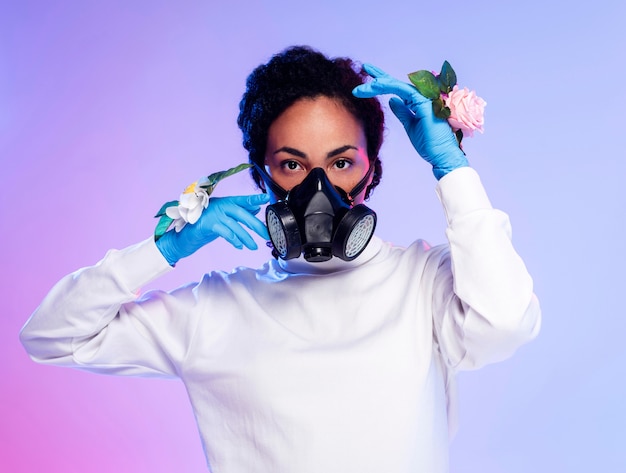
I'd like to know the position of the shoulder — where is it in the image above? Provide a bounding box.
[379,238,449,261]
[370,238,450,278]
[193,260,277,291]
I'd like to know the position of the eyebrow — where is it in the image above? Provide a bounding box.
[274,145,358,159]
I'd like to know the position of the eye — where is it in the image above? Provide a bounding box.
[334,159,352,169]
[281,160,302,171]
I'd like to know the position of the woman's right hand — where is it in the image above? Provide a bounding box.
[155,194,270,265]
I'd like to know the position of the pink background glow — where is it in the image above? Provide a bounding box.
[2,1,625,471]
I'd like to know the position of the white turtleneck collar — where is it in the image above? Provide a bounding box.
[273,236,384,275]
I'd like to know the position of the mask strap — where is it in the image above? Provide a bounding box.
[253,163,289,200]
[347,161,375,203]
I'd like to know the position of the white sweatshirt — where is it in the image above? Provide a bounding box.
[21,167,541,473]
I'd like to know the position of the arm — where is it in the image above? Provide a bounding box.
[354,65,540,369]
[20,238,184,377]
[20,194,269,376]
[432,167,541,370]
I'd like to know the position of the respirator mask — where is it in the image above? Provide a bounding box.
[256,164,377,262]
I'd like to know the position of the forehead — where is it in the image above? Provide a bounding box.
[268,96,366,145]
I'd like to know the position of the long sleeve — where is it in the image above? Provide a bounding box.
[431,167,541,370]
[19,237,199,378]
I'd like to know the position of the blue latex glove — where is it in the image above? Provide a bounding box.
[156,194,270,265]
[353,64,468,180]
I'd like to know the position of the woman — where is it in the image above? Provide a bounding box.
[21,46,541,472]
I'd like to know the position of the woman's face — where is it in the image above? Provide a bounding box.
[264,96,371,205]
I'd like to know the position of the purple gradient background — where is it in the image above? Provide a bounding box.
[2,1,625,472]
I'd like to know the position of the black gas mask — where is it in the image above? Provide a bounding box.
[256,165,377,262]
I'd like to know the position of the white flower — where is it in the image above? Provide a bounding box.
[165,180,210,232]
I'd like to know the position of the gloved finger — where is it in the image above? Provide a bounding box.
[353,67,426,105]
[213,219,258,250]
[226,193,270,209]
[361,63,388,79]
[210,222,244,249]
[353,76,417,100]
[211,196,269,239]
[218,194,269,218]
[222,203,270,241]
[388,97,416,130]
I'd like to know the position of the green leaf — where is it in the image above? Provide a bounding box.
[408,70,440,100]
[432,98,451,119]
[154,215,174,241]
[154,200,179,218]
[439,60,457,93]
[203,163,253,191]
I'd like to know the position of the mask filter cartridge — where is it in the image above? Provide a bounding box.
[265,168,376,262]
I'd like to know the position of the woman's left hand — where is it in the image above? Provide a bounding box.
[353,63,468,180]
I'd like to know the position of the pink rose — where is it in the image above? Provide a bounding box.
[444,85,486,136]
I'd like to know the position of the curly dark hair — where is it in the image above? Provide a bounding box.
[237,46,384,199]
